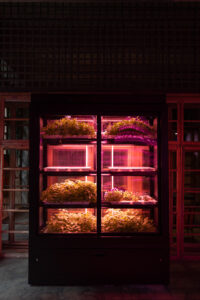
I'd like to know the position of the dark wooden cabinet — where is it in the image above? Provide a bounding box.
[29,94,169,285]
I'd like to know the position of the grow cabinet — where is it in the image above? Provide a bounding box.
[29,95,169,285]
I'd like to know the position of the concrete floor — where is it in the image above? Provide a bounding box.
[0,258,200,300]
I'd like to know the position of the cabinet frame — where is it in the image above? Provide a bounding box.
[29,94,169,285]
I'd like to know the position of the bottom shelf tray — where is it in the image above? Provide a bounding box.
[40,201,97,208]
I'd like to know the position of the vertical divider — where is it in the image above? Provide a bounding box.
[97,114,101,235]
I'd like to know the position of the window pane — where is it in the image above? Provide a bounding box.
[168,105,177,121]
[168,122,177,141]
[184,193,200,207]
[2,211,29,242]
[184,172,200,189]
[184,123,200,142]
[4,149,29,168]
[4,102,29,118]
[185,151,200,169]
[4,120,29,140]
[169,151,177,169]
[3,191,29,209]
[184,236,200,244]
[3,170,29,189]
[184,104,200,120]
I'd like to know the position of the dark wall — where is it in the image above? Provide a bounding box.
[0,1,200,92]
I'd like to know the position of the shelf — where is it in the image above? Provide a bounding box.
[102,201,158,208]
[40,201,97,208]
[44,166,92,172]
[102,137,156,146]
[102,168,157,176]
[40,201,157,209]
[40,169,96,176]
[42,136,97,144]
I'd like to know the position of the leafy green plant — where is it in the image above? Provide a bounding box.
[104,189,123,202]
[105,117,155,136]
[102,209,155,233]
[44,209,96,233]
[41,179,96,204]
[43,117,95,137]
[104,188,142,202]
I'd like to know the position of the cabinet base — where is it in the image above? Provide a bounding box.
[29,248,169,285]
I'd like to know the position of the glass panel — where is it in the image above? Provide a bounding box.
[3,191,29,209]
[4,102,29,118]
[184,122,200,142]
[1,223,8,241]
[3,170,29,189]
[168,104,177,121]
[170,239,177,257]
[46,144,96,171]
[184,104,200,120]
[4,149,29,168]
[184,236,200,244]
[168,122,177,141]
[101,208,157,233]
[185,151,200,170]
[184,172,200,189]
[102,115,157,142]
[41,115,96,138]
[169,151,177,169]
[184,214,200,227]
[4,120,29,140]
[184,244,200,256]
[173,192,177,208]
[184,193,200,206]
[2,211,29,242]
[41,208,97,233]
[39,115,97,235]
[102,175,157,202]
[102,145,157,171]
[101,115,158,234]
[40,175,96,204]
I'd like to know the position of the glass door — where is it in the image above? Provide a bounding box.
[39,115,97,234]
[39,114,160,235]
[101,115,159,234]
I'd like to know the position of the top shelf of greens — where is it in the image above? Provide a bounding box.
[41,116,157,146]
